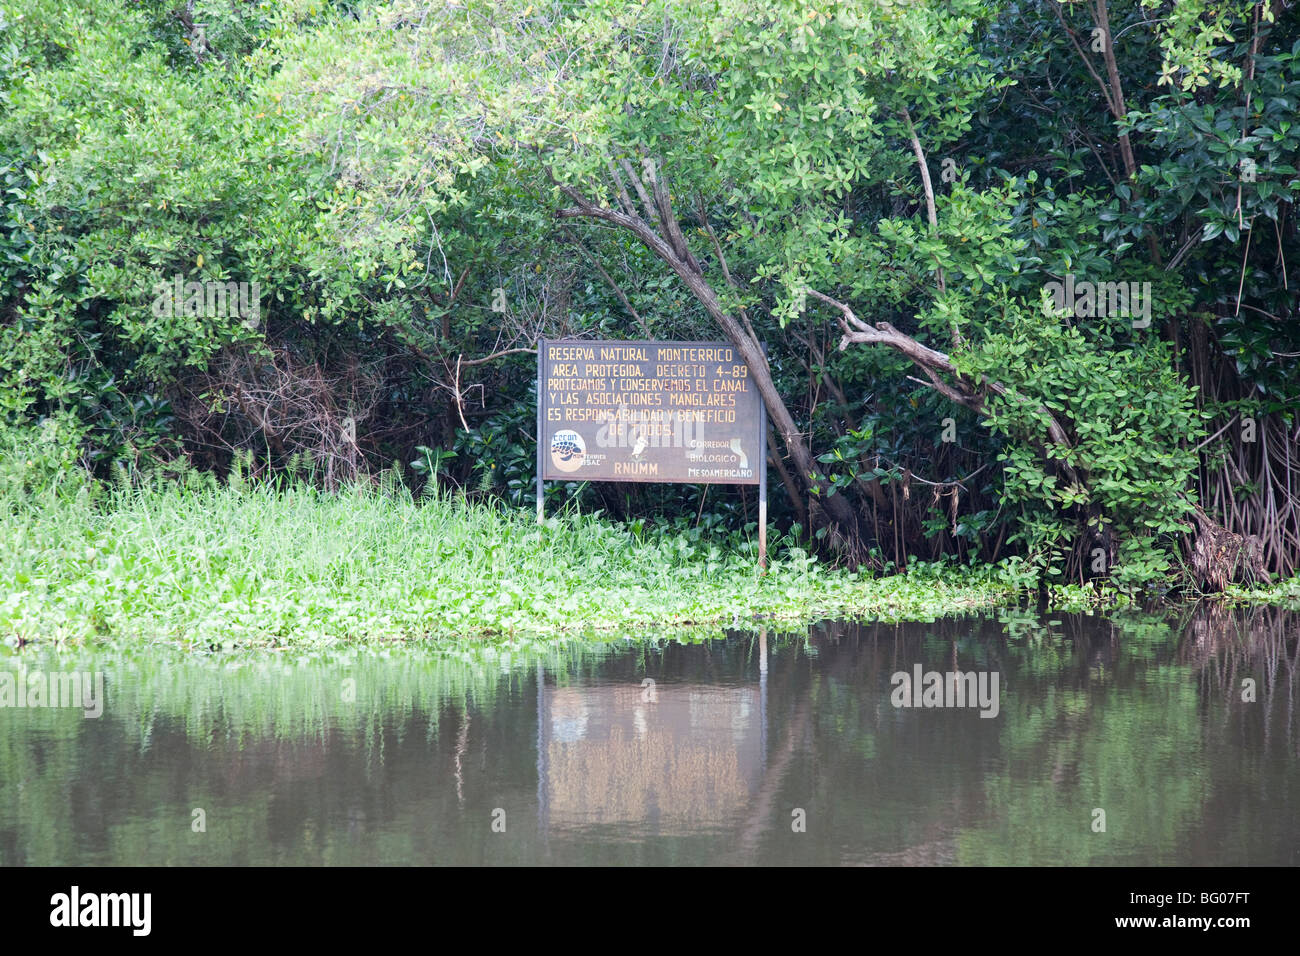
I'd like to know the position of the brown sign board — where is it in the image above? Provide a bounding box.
[537,339,764,484]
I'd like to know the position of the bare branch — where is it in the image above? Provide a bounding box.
[899,107,948,303]
[456,347,536,368]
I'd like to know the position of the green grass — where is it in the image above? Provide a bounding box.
[0,472,1024,649]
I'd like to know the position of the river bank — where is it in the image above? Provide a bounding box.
[2,477,1294,650]
[1,477,1021,649]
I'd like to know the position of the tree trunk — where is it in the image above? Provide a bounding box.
[553,177,863,540]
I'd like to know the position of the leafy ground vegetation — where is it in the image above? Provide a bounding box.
[2,0,1298,608]
[0,463,1025,647]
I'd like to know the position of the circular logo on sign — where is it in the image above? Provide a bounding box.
[550,429,586,473]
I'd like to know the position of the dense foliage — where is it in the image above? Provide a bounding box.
[2,0,1297,590]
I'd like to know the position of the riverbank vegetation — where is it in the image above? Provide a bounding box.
[4,461,1294,648]
[0,464,1027,648]
[2,0,1298,602]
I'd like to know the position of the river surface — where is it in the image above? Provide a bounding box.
[1,606,1297,865]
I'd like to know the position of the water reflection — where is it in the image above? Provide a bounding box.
[0,606,1296,865]
[539,679,765,837]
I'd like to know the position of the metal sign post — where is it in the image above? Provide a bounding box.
[758,387,767,571]
[536,337,545,525]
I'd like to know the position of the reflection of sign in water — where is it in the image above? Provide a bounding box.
[538,340,764,485]
[540,684,763,833]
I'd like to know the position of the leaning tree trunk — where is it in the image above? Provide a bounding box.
[552,169,864,542]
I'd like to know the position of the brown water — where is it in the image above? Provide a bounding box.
[1,605,1297,865]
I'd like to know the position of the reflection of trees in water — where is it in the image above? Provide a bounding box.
[1176,604,1300,863]
[754,610,1299,865]
[750,618,1003,865]
[1181,603,1299,750]
[1,612,1296,865]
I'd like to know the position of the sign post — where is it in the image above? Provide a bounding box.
[536,341,545,525]
[536,338,768,569]
[759,395,767,571]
